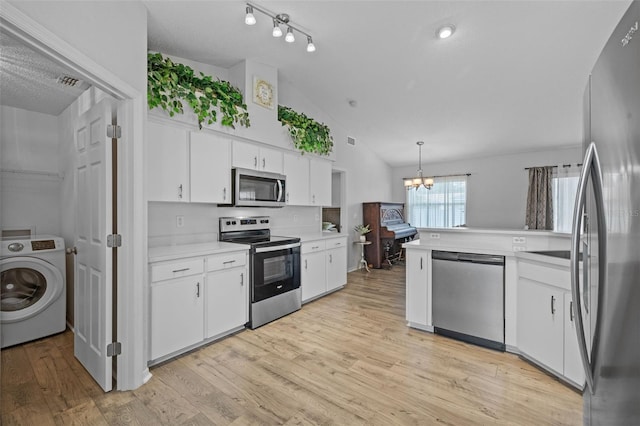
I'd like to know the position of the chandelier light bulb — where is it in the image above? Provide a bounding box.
[245,6,256,25]
[285,27,295,43]
[306,36,316,52]
[272,19,283,37]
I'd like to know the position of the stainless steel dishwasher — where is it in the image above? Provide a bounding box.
[432,250,505,351]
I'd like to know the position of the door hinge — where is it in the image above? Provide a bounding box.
[107,341,122,357]
[107,234,122,248]
[107,124,121,139]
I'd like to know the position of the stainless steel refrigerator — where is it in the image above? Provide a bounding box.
[571,1,640,424]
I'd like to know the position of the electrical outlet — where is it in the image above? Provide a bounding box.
[293,215,298,222]
[513,245,526,252]
[176,215,184,228]
[430,233,440,239]
[512,236,526,244]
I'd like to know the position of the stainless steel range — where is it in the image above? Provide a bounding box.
[219,217,301,329]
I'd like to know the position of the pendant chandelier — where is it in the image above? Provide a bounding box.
[404,141,434,190]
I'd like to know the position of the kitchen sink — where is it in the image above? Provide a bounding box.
[527,250,582,260]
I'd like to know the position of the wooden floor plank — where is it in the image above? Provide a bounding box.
[1,265,582,424]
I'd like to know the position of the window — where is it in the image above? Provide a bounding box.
[406,176,467,228]
[552,166,581,233]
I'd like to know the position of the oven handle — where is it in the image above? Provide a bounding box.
[254,242,301,253]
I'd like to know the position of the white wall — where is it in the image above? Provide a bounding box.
[391,146,583,229]
[0,105,62,235]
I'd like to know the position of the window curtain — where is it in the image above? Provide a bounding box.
[552,165,581,233]
[406,176,467,228]
[525,167,554,230]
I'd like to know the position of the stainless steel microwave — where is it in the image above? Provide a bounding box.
[231,168,286,207]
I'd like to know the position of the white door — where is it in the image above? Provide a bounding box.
[73,98,116,392]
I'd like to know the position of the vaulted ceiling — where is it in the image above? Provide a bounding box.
[145,0,631,166]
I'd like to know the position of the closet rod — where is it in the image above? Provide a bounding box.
[0,168,63,179]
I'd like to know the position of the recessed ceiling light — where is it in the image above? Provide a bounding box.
[437,25,456,39]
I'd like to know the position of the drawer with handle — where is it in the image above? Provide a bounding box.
[326,238,346,249]
[207,252,247,272]
[151,258,204,283]
[301,240,327,254]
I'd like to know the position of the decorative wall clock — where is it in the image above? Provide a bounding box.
[253,76,274,109]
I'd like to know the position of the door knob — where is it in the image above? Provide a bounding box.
[66,247,78,255]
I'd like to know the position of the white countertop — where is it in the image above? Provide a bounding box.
[515,251,572,267]
[403,239,516,256]
[417,227,568,237]
[297,232,347,242]
[149,241,250,263]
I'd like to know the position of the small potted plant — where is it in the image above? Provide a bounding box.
[354,224,371,242]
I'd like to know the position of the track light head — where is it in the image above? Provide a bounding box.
[285,27,295,43]
[245,6,256,25]
[306,36,316,52]
[272,19,282,37]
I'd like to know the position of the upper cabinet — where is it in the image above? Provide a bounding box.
[309,158,331,206]
[232,140,283,174]
[147,121,231,203]
[147,121,190,202]
[190,132,231,204]
[283,152,310,205]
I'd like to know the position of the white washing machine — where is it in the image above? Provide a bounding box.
[1,235,66,348]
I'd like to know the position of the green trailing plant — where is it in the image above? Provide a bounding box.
[147,52,250,129]
[278,105,333,155]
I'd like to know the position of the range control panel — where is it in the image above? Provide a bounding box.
[220,216,271,233]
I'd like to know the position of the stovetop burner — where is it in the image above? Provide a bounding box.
[219,216,300,248]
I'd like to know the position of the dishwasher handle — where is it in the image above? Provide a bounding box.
[433,250,504,266]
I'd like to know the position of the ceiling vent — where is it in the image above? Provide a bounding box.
[347,136,356,146]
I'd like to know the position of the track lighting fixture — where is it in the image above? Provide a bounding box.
[244,3,316,53]
[244,6,256,25]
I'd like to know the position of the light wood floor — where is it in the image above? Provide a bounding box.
[2,266,582,425]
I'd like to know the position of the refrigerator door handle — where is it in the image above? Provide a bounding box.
[571,142,606,395]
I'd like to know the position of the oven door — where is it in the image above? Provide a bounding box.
[252,243,300,303]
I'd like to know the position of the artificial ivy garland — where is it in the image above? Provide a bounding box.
[278,105,333,155]
[147,53,250,129]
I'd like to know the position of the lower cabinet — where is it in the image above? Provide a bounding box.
[205,254,248,339]
[150,274,204,361]
[149,249,248,363]
[301,237,347,303]
[517,258,585,387]
[405,249,429,327]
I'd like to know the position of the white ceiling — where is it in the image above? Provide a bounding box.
[146,0,631,167]
[0,30,90,116]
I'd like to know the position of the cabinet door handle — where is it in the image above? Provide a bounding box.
[254,156,258,168]
[178,184,183,200]
[240,272,244,286]
[550,295,556,314]
[286,192,289,203]
[420,257,423,270]
[223,260,236,265]
[312,194,316,204]
[172,268,190,273]
[262,158,266,169]
[312,246,320,250]
[305,259,308,269]
[223,187,227,201]
[329,254,333,263]
[196,282,200,298]
[570,300,574,322]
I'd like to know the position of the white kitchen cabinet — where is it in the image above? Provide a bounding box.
[190,131,231,203]
[326,243,347,292]
[563,293,585,385]
[406,249,429,327]
[283,152,310,205]
[150,262,204,360]
[309,158,331,206]
[301,237,347,302]
[232,140,283,174]
[147,121,190,202]
[517,277,565,374]
[301,243,327,302]
[205,266,248,339]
